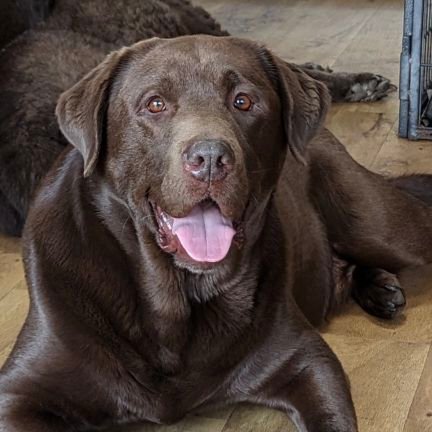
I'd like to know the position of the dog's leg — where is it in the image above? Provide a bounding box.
[297,63,397,103]
[309,130,432,314]
[309,131,432,270]
[351,267,406,319]
[238,331,357,432]
[332,254,406,319]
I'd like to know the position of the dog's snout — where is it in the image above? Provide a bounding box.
[183,140,234,182]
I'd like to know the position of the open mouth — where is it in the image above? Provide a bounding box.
[152,199,239,264]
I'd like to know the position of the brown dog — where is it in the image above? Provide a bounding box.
[1,35,430,432]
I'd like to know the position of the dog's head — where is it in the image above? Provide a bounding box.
[56,36,329,272]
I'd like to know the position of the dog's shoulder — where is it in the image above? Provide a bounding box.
[23,147,87,241]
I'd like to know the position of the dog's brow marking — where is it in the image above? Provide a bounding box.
[223,70,242,89]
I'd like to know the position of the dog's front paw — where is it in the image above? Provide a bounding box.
[352,268,406,319]
[344,73,397,102]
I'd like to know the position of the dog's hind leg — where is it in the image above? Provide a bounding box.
[297,63,397,103]
[388,174,432,206]
[309,129,432,271]
[309,130,432,316]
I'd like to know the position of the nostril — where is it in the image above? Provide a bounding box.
[184,153,205,169]
[196,156,205,167]
[189,155,204,167]
[216,156,229,171]
[219,153,233,167]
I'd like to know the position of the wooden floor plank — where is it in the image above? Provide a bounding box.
[372,123,432,176]
[108,412,231,432]
[324,264,432,344]
[331,0,403,83]
[325,108,397,167]
[201,0,380,66]
[0,235,24,301]
[403,345,432,432]
[0,286,29,354]
[324,334,429,432]
[221,404,296,432]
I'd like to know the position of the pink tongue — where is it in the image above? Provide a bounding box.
[172,203,236,263]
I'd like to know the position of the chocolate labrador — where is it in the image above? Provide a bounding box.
[0,35,431,432]
[0,0,396,237]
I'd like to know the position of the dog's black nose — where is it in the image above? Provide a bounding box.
[183,140,234,182]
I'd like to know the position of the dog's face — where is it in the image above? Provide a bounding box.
[56,36,329,272]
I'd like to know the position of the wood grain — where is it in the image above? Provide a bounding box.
[373,123,432,175]
[222,404,296,432]
[0,285,29,353]
[324,334,429,432]
[325,109,397,167]
[0,235,23,301]
[403,345,432,431]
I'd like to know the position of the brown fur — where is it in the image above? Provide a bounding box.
[1,35,431,432]
[0,0,52,49]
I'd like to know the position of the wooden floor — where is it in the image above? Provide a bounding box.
[1,0,432,430]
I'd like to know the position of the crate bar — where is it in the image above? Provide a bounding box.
[408,0,424,139]
[399,0,414,137]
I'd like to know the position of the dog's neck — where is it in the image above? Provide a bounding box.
[89,179,284,374]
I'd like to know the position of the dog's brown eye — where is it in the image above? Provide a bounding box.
[146,96,166,113]
[233,93,253,111]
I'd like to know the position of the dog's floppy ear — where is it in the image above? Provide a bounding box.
[259,49,331,164]
[56,50,126,177]
[56,38,160,177]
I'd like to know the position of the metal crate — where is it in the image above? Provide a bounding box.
[399,0,432,139]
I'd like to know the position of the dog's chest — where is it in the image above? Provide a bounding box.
[110,266,260,423]
[114,340,239,425]
[113,294,256,423]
